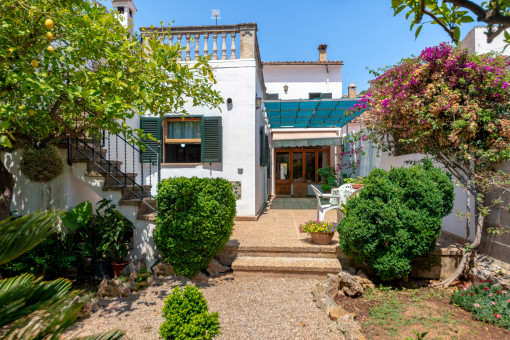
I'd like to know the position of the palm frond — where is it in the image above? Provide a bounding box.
[0,274,74,328]
[0,210,62,265]
[76,330,126,340]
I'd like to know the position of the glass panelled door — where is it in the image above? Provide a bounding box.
[274,147,330,196]
[275,152,291,195]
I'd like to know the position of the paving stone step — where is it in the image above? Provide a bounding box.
[231,256,342,278]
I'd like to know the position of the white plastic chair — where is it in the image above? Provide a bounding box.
[311,185,341,221]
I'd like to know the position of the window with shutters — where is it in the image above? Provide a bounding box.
[309,92,333,99]
[267,93,279,100]
[164,118,202,163]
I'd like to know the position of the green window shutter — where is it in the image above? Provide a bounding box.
[201,116,222,162]
[260,126,270,167]
[264,134,270,166]
[140,117,162,164]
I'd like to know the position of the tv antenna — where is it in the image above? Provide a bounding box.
[211,9,221,25]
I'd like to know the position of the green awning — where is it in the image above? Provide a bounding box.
[265,98,363,128]
[272,137,342,148]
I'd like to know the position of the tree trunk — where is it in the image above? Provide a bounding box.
[0,156,14,221]
[432,207,484,288]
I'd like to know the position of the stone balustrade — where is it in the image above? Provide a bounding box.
[140,23,260,62]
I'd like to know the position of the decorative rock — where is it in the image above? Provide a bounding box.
[315,295,337,314]
[336,314,365,340]
[311,282,328,301]
[121,263,137,276]
[97,279,114,297]
[356,269,368,279]
[128,277,137,292]
[337,272,364,297]
[153,262,175,276]
[355,276,375,291]
[325,274,341,299]
[113,282,131,298]
[329,305,355,321]
[192,272,209,284]
[77,298,99,318]
[206,259,230,277]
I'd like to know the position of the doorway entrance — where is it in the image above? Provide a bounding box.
[274,147,330,196]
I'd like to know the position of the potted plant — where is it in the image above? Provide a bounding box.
[344,176,364,189]
[78,199,135,279]
[317,166,338,193]
[299,220,337,245]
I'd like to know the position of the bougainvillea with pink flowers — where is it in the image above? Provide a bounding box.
[348,43,510,287]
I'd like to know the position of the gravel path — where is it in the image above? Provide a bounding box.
[63,274,342,339]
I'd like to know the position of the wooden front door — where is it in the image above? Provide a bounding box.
[275,151,291,195]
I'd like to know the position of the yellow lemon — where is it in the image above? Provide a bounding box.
[47,46,55,53]
[45,19,54,29]
[46,31,54,41]
[31,59,38,68]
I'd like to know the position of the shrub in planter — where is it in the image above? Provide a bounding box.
[20,145,64,182]
[451,281,510,329]
[160,285,221,340]
[154,177,236,278]
[337,159,454,280]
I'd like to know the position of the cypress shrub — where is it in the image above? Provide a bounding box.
[154,177,236,278]
[337,159,454,280]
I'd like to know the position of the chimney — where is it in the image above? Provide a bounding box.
[318,44,327,62]
[348,83,357,98]
[111,0,137,38]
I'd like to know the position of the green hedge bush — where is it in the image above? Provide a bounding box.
[337,159,454,280]
[154,177,236,278]
[160,285,221,340]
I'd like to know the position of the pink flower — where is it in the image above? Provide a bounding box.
[474,303,480,308]
[491,301,496,305]
[489,293,494,297]
[503,82,509,89]
[502,291,507,294]
[508,299,510,303]
[495,314,502,319]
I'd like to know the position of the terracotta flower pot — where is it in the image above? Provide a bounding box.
[111,261,130,278]
[309,232,334,245]
[351,184,364,189]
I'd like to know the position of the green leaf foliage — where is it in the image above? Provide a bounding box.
[337,159,454,280]
[154,177,236,278]
[450,282,509,329]
[19,145,64,183]
[0,210,61,266]
[0,0,222,149]
[159,285,221,340]
[2,230,77,277]
[62,201,93,231]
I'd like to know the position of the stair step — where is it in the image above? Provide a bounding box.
[137,212,156,221]
[222,242,341,258]
[102,184,152,200]
[87,161,123,174]
[231,256,342,278]
[104,173,138,186]
[119,198,157,214]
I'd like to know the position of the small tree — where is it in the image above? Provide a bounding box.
[391,0,510,45]
[0,0,222,219]
[351,43,510,286]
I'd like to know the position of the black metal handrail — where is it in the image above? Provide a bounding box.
[67,135,161,214]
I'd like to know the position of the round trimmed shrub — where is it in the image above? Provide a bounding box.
[160,285,221,340]
[154,177,236,278]
[20,145,64,182]
[337,159,454,280]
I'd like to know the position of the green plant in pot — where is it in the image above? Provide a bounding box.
[343,176,364,189]
[317,166,338,192]
[78,199,134,279]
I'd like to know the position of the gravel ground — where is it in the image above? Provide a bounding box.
[62,274,342,340]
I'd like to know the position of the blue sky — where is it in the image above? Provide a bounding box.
[114,0,479,94]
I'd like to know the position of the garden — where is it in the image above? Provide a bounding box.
[2,0,510,339]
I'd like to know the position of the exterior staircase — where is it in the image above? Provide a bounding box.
[225,242,343,278]
[67,136,159,222]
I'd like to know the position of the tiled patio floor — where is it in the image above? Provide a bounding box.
[230,198,340,251]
